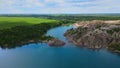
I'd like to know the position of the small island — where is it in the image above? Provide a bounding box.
[64,20,120,53]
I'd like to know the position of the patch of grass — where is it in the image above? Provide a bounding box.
[0,17,58,29]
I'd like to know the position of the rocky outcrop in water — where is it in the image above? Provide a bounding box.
[64,20,120,49]
[47,38,65,46]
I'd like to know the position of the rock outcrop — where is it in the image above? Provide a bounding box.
[64,20,120,49]
[47,38,65,46]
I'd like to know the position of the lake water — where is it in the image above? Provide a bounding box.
[0,26,120,68]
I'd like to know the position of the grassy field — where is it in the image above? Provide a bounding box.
[0,17,58,29]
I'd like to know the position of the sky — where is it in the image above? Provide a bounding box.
[0,0,120,14]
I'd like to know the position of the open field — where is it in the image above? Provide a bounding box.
[0,17,58,29]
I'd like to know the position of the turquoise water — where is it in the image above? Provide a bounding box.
[0,26,120,68]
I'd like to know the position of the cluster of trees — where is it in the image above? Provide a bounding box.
[0,22,61,49]
[37,15,120,21]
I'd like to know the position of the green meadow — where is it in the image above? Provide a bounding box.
[0,17,58,29]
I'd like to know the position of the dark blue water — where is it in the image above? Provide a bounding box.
[0,25,120,68]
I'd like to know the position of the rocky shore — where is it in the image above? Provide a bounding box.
[1,38,66,48]
[64,20,120,51]
[47,38,65,46]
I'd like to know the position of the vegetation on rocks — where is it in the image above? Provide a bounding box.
[109,43,120,52]
[64,20,120,52]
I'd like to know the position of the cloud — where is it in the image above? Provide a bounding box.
[0,0,120,14]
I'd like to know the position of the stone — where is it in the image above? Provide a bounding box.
[48,38,65,46]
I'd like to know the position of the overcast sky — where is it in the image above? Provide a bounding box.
[0,0,120,14]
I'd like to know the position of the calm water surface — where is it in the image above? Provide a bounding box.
[0,25,120,68]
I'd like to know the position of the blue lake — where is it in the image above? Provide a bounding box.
[0,25,120,68]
